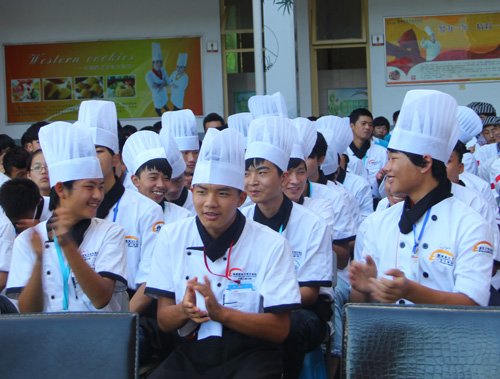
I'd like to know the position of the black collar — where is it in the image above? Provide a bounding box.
[458,180,466,187]
[35,196,44,220]
[350,140,370,160]
[96,177,125,219]
[298,196,305,205]
[317,170,328,185]
[171,186,188,207]
[253,194,293,234]
[46,218,91,246]
[195,210,246,262]
[336,167,347,184]
[399,179,452,234]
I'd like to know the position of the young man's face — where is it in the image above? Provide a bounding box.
[27,152,50,194]
[446,151,464,184]
[192,184,246,240]
[166,173,186,201]
[282,161,308,202]
[26,140,41,153]
[494,125,500,143]
[245,160,287,205]
[384,150,423,199]
[182,150,199,173]
[95,146,119,181]
[351,116,374,142]
[482,125,496,144]
[305,156,323,180]
[176,65,186,74]
[60,179,104,220]
[373,125,389,140]
[8,167,27,179]
[132,168,170,203]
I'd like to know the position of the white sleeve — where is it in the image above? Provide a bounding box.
[145,226,176,299]
[5,230,38,299]
[0,222,15,272]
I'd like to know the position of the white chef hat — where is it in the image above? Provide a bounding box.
[424,26,434,36]
[290,117,317,159]
[457,106,483,144]
[321,131,339,176]
[78,100,119,154]
[162,109,199,151]
[177,53,188,67]
[315,116,353,155]
[248,92,288,119]
[388,89,459,164]
[39,121,103,187]
[192,128,245,191]
[122,131,167,176]
[290,127,305,161]
[228,112,253,148]
[245,116,294,172]
[159,118,187,179]
[152,43,162,61]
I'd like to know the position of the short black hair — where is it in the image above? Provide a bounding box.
[452,141,467,163]
[245,158,283,177]
[118,126,137,154]
[307,116,319,122]
[49,181,74,211]
[140,126,157,133]
[153,121,162,133]
[0,178,40,220]
[349,108,373,125]
[309,132,327,160]
[3,146,30,177]
[393,110,400,123]
[96,145,115,157]
[21,121,49,147]
[26,149,44,172]
[203,113,226,132]
[373,116,390,131]
[388,148,447,182]
[0,134,16,154]
[287,158,307,171]
[135,158,172,178]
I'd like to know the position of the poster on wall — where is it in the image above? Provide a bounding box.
[385,12,500,86]
[327,89,368,117]
[4,37,203,123]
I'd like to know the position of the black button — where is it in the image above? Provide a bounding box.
[187,252,191,256]
[399,300,405,305]
[223,257,227,261]
[423,272,429,278]
[423,243,428,249]
[217,283,221,287]
[185,276,189,280]
[45,244,50,249]
[399,242,405,248]
[46,271,51,275]
[51,295,55,300]
[431,215,437,221]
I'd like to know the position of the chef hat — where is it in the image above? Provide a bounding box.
[321,131,339,176]
[159,118,187,179]
[457,106,483,144]
[424,26,434,36]
[162,109,199,151]
[290,117,317,159]
[467,102,496,116]
[152,43,162,61]
[388,89,459,164]
[192,128,245,191]
[248,92,288,119]
[482,116,500,127]
[78,100,119,154]
[228,112,253,148]
[122,131,167,176]
[245,116,294,172]
[290,127,305,161]
[177,53,188,67]
[315,115,353,155]
[39,121,103,187]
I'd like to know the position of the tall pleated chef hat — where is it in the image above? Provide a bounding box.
[457,106,483,144]
[162,109,199,151]
[192,128,245,191]
[315,115,353,155]
[152,42,162,61]
[228,112,253,148]
[245,116,294,172]
[78,100,119,154]
[39,121,103,187]
[177,53,188,67]
[122,131,167,176]
[466,101,496,116]
[159,115,187,179]
[424,26,435,36]
[248,92,288,119]
[321,131,339,176]
[388,89,459,164]
[290,117,317,160]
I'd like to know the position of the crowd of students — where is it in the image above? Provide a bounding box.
[0,89,499,378]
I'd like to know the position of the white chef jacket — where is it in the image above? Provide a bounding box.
[6,218,127,312]
[104,188,164,289]
[169,72,189,109]
[145,216,301,339]
[326,180,361,226]
[475,143,498,170]
[346,156,368,180]
[0,172,9,187]
[355,197,493,306]
[122,172,137,192]
[375,197,390,212]
[181,189,196,214]
[460,171,498,217]
[0,212,16,272]
[146,68,169,108]
[342,172,373,221]
[39,196,52,222]
[462,153,478,175]
[302,197,335,240]
[420,40,441,61]
[163,202,193,224]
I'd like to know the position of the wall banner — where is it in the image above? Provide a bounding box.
[4,37,203,123]
[385,13,500,86]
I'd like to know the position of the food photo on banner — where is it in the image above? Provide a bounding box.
[385,12,500,86]
[4,37,203,123]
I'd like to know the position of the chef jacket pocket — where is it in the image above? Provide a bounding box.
[222,289,259,314]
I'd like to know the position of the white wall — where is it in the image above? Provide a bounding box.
[0,0,223,139]
[368,0,500,120]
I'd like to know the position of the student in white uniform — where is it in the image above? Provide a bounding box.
[145,128,301,378]
[0,178,43,292]
[6,122,127,312]
[350,90,493,307]
[145,42,171,117]
[474,116,500,167]
[169,53,189,111]
[347,108,388,200]
[162,109,200,189]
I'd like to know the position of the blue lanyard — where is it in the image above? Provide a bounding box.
[112,198,121,222]
[54,236,71,311]
[278,225,283,234]
[412,208,432,255]
[363,154,367,165]
[308,180,313,197]
[122,172,128,184]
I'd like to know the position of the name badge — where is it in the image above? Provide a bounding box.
[227,283,254,292]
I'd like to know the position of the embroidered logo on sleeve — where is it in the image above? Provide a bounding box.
[473,241,493,255]
[125,236,139,248]
[153,221,164,233]
[429,250,455,266]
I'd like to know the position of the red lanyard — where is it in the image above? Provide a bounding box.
[203,241,240,284]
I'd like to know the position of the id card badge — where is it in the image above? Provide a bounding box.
[227,283,254,293]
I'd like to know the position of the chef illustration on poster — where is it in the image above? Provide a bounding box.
[145,42,171,116]
[420,26,441,61]
[169,53,189,111]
